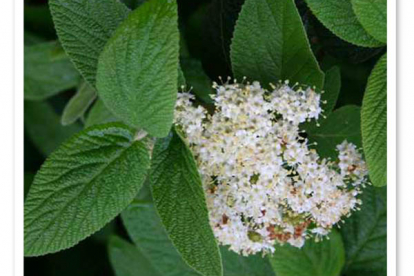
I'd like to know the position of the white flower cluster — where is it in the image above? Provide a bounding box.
[174,80,368,256]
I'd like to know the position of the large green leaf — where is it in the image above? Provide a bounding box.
[84,99,119,128]
[122,185,200,276]
[361,54,387,187]
[231,0,324,89]
[49,0,130,86]
[304,0,383,48]
[351,0,387,44]
[220,247,275,276]
[341,186,387,276]
[150,128,222,276]
[61,81,97,126]
[96,0,179,138]
[24,123,150,256]
[269,230,345,276]
[304,105,362,159]
[108,236,163,276]
[24,101,82,156]
[24,41,80,100]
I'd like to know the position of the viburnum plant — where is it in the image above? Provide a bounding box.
[24,0,387,276]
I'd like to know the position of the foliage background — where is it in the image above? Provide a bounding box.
[24,0,387,275]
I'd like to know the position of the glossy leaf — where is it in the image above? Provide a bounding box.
[351,0,387,43]
[150,128,222,276]
[304,0,384,47]
[341,186,387,275]
[49,0,130,86]
[231,0,324,89]
[361,54,387,187]
[24,123,150,256]
[24,41,80,100]
[269,230,345,276]
[96,0,179,137]
[61,81,97,126]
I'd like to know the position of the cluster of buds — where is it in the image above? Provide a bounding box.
[174,79,368,256]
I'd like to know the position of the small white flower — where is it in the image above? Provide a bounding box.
[174,79,368,256]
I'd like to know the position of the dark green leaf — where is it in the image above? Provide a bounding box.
[220,246,275,276]
[49,0,130,86]
[231,0,324,89]
[150,128,222,276]
[24,123,150,256]
[341,185,386,275]
[322,66,341,116]
[361,54,387,187]
[85,99,119,128]
[304,0,383,47]
[269,230,345,276]
[122,185,200,276]
[304,105,362,159]
[351,0,387,44]
[61,81,97,126]
[24,101,82,156]
[96,0,179,137]
[108,236,163,276]
[24,41,80,100]
[181,58,214,103]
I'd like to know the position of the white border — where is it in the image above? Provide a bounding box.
[1,0,402,275]
[388,0,397,276]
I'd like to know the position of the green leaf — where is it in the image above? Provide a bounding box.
[181,58,214,103]
[49,0,130,86]
[322,66,341,117]
[108,236,163,276]
[61,81,97,126]
[24,123,150,256]
[231,0,324,89]
[96,0,179,137]
[24,101,82,156]
[361,54,387,187]
[351,0,387,44]
[122,185,200,276]
[340,186,386,275]
[84,99,119,128]
[24,41,80,100]
[304,0,384,48]
[150,128,222,276]
[220,246,275,276]
[304,105,362,159]
[269,230,345,276]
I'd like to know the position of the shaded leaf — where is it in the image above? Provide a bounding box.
[269,230,345,276]
[85,99,119,128]
[322,66,341,116]
[341,185,386,275]
[181,58,214,103]
[150,128,222,276]
[24,123,150,256]
[61,81,97,126]
[24,101,82,156]
[108,236,163,276]
[304,105,362,159]
[24,41,80,100]
[361,54,387,187]
[231,0,324,89]
[96,0,179,137]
